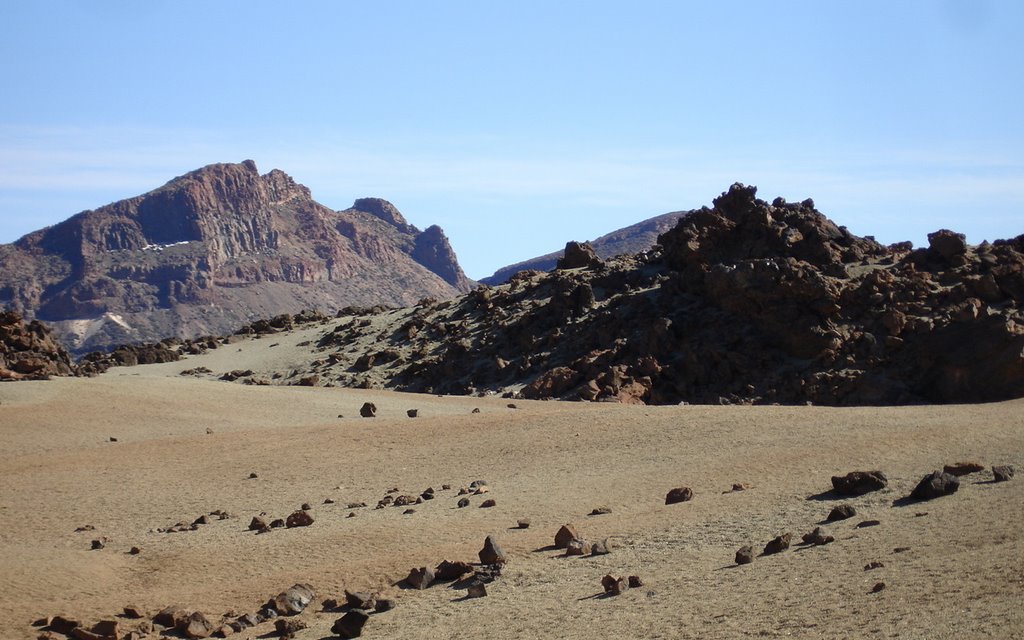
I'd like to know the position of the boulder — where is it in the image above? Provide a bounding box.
[467,582,488,598]
[557,241,602,270]
[479,535,507,565]
[763,533,792,555]
[601,574,627,596]
[479,499,496,508]
[285,510,314,528]
[993,465,1015,482]
[271,583,315,616]
[405,566,435,590]
[590,539,611,556]
[180,612,214,639]
[153,606,189,629]
[665,487,694,504]
[331,610,369,639]
[344,590,376,610]
[435,559,473,581]
[274,617,307,636]
[928,229,967,261]
[826,504,856,521]
[359,402,377,418]
[554,524,579,549]
[628,576,644,588]
[565,538,592,556]
[457,497,470,508]
[374,598,396,613]
[831,471,887,496]
[735,545,754,565]
[910,471,960,500]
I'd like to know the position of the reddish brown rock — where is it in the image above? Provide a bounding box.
[993,465,1015,482]
[665,487,694,505]
[435,559,473,581]
[601,574,627,596]
[763,533,792,555]
[831,471,887,496]
[943,461,985,476]
[554,524,579,549]
[331,610,369,638]
[735,545,755,565]
[405,566,435,590]
[910,471,960,500]
[285,510,314,528]
[271,583,315,615]
[359,402,377,418]
[479,535,507,565]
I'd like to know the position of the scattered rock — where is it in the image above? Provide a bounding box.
[554,524,580,549]
[943,461,985,476]
[589,506,612,515]
[403,508,416,515]
[471,408,481,414]
[480,499,496,508]
[153,605,188,629]
[457,497,470,508]
[801,527,834,545]
[516,518,531,529]
[249,516,269,532]
[123,606,144,619]
[763,533,792,555]
[628,576,643,588]
[993,465,1015,482]
[374,598,396,613]
[270,584,315,616]
[735,546,755,565]
[90,538,107,550]
[192,515,209,526]
[466,582,488,598]
[74,525,95,532]
[359,402,377,418]
[565,538,592,556]
[324,498,335,504]
[405,566,435,590]
[864,561,884,571]
[473,485,490,495]
[856,520,881,528]
[727,483,751,492]
[344,590,377,610]
[831,471,888,496]
[665,487,694,505]
[870,581,886,593]
[300,502,312,511]
[909,471,960,500]
[407,409,418,417]
[507,403,518,409]
[331,610,369,639]
[826,504,856,521]
[479,535,508,565]
[590,539,611,556]
[557,241,602,270]
[893,546,911,553]
[274,617,307,636]
[285,510,314,528]
[435,559,474,581]
[269,518,285,529]
[601,574,627,596]
[248,472,258,479]
[90,620,119,639]
[129,546,141,555]
[181,611,215,639]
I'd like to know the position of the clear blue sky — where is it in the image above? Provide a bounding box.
[1,1,1021,279]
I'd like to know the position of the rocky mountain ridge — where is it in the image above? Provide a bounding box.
[0,161,472,353]
[480,211,689,285]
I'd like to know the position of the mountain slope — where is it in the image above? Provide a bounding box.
[164,183,1024,406]
[480,211,688,285]
[0,161,473,353]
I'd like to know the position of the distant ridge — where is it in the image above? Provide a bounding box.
[0,160,473,354]
[480,211,689,285]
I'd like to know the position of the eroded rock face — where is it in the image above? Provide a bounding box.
[0,161,472,354]
[0,311,74,380]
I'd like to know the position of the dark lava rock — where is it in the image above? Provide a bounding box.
[435,559,473,581]
[467,582,488,598]
[735,546,754,565]
[344,590,376,610]
[628,576,644,588]
[910,471,960,500]
[827,504,857,521]
[665,487,694,505]
[270,583,315,616]
[763,533,792,555]
[943,461,985,476]
[589,506,612,515]
[557,241,602,270]
[359,402,376,418]
[285,510,314,528]
[479,535,507,565]
[856,519,881,528]
[590,539,611,556]
[554,524,580,549]
[479,499,496,508]
[457,497,470,508]
[831,471,888,496]
[405,566,435,590]
[801,527,834,545]
[993,465,1015,482]
[331,610,369,638]
[601,574,627,596]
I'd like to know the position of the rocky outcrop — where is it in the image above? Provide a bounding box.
[0,161,473,354]
[0,311,74,380]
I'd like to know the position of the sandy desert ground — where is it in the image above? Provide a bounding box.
[1,336,1022,639]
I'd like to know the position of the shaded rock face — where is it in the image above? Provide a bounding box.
[0,311,74,380]
[0,161,473,354]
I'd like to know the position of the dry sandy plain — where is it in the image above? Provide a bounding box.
[1,332,1023,639]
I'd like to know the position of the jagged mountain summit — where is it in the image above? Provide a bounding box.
[480,211,689,285]
[0,160,473,353]
[163,183,1023,406]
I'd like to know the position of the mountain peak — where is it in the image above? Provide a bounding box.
[351,198,412,230]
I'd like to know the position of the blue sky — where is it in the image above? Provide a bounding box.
[1,1,1021,279]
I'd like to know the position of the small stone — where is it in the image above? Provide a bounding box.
[285,510,314,528]
[473,485,490,495]
[192,515,209,526]
[801,527,834,545]
[435,559,473,581]
[129,546,141,555]
[943,461,985,476]
[910,471,960,500]
[403,508,416,514]
[123,606,144,619]
[601,574,626,595]
[457,497,470,508]
[324,498,335,504]
[359,402,376,418]
[516,518,531,529]
[565,538,591,556]
[665,487,693,505]
[479,499,496,508]
[893,546,911,553]
[90,538,106,550]
[271,583,316,616]
[864,561,884,571]
[826,504,856,521]
[831,470,888,496]
[344,590,377,610]
[507,403,518,409]
[405,566,435,590]
[993,465,1015,482]
[590,539,611,555]
[467,582,487,598]
[181,611,214,639]
[331,610,369,638]
[407,409,418,417]
[91,620,119,638]
[374,599,395,613]
[249,516,269,532]
[248,472,258,479]
[627,576,643,588]
[589,506,612,516]
[269,518,285,528]
[735,545,754,565]
[856,519,881,528]
[471,408,481,414]
[554,524,579,549]
[274,618,307,636]
[763,533,792,555]
[441,484,451,490]
[109,437,118,442]
[871,581,886,593]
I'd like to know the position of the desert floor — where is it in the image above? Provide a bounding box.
[1,353,1022,639]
